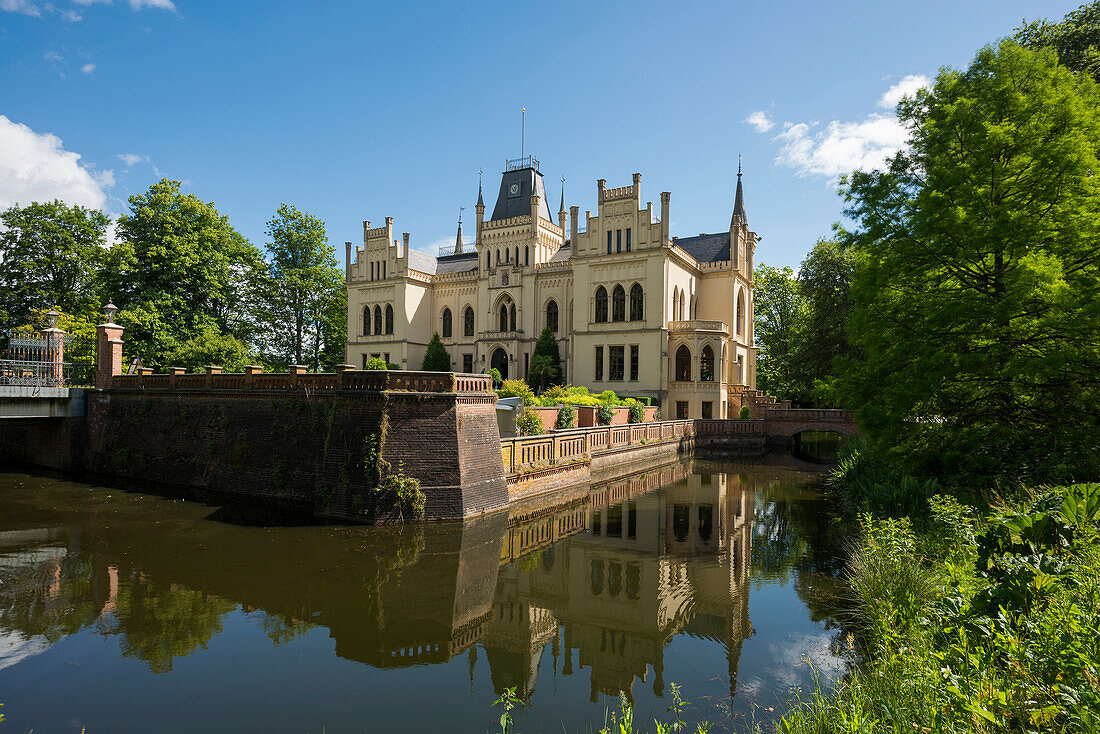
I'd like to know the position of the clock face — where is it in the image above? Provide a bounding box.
[508,182,520,198]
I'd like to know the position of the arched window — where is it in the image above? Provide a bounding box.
[509,304,516,331]
[679,291,685,320]
[385,304,394,334]
[700,345,714,382]
[499,303,509,332]
[363,306,371,336]
[441,308,452,338]
[485,253,490,270]
[514,247,519,265]
[672,288,679,321]
[675,345,692,381]
[524,246,529,266]
[629,283,644,321]
[594,286,608,323]
[496,249,500,267]
[737,290,745,335]
[463,306,474,337]
[611,285,626,322]
[373,305,382,335]
[546,300,559,333]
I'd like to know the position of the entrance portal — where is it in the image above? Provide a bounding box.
[490,348,508,380]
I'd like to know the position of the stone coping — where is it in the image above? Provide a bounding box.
[107,369,493,394]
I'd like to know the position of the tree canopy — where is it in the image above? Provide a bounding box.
[1016,0,1100,81]
[836,40,1100,484]
[527,326,562,392]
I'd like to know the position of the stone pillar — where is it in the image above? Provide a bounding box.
[287,364,305,389]
[244,365,262,389]
[205,365,222,389]
[95,302,123,389]
[40,309,65,387]
[660,192,671,244]
[168,367,185,388]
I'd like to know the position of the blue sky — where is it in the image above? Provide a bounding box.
[0,0,1083,269]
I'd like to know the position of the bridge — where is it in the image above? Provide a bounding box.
[761,407,860,439]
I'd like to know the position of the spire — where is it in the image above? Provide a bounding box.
[455,207,465,254]
[477,169,484,208]
[559,175,565,215]
[731,154,747,227]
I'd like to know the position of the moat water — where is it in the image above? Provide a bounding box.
[0,456,848,733]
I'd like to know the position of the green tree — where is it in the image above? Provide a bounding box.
[1016,1,1100,81]
[103,179,264,369]
[753,263,805,401]
[797,239,857,401]
[526,326,562,391]
[0,200,108,330]
[838,41,1100,484]
[261,203,344,370]
[422,332,450,371]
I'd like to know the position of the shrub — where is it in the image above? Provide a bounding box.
[559,394,602,406]
[516,408,544,436]
[376,469,425,519]
[596,389,620,405]
[364,357,388,370]
[556,404,576,430]
[738,405,752,419]
[498,379,536,406]
[654,407,662,420]
[596,404,615,426]
[541,384,569,402]
[628,404,644,423]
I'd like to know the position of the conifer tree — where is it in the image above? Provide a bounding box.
[421,332,451,371]
[527,326,562,392]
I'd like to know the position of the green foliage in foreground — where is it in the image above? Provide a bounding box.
[780,482,1100,734]
[492,682,711,734]
[421,332,450,371]
[515,408,544,437]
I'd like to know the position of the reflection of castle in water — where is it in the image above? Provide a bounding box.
[0,462,760,702]
[485,461,754,702]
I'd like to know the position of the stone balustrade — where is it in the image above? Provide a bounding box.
[501,419,698,475]
[108,369,494,394]
[667,319,729,333]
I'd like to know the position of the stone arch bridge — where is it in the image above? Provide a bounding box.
[762,407,860,441]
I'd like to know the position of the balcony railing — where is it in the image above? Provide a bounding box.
[667,320,728,333]
[0,360,92,388]
[506,155,539,172]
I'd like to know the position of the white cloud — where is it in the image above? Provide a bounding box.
[878,74,931,109]
[60,8,82,21]
[0,0,42,16]
[118,152,143,166]
[80,62,96,74]
[44,50,65,77]
[129,0,175,10]
[0,115,112,210]
[775,116,909,179]
[744,110,775,133]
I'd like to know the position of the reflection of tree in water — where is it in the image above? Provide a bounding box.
[751,479,845,624]
[259,612,315,647]
[99,569,236,673]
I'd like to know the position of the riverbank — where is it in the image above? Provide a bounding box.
[779,463,1100,734]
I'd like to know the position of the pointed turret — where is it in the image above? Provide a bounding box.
[455,208,465,254]
[731,156,747,227]
[477,173,485,208]
[475,169,486,252]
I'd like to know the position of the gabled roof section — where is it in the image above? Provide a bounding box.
[675,232,731,263]
[406,249,438,275]
[435,252,479,274]
[491,166,554,222]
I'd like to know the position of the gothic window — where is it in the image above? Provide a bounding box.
[509,304,516,331]
[524,246,529,266]
[514,247,519,265]
[594,346,603,381]
[626,228,631,252]
[385,304,394,334]
[611,285,626,322]
[629,283,644,321]
[496,249,500,267]
[606,231,613,255]
[594,286,608,323]
[499,304,508,332]
[700,344,714,382]
[671,288,679,321]
[373,305,382,335]
[675,345,691,381]
[737,290,745,335]
[442,308,452,338]
[363,306,371,336]
[463,306,474,337]
[546,300,559,333]
[630,345,639,381]
[616,229,622,253]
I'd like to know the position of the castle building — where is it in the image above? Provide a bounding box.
[345,156,758,419]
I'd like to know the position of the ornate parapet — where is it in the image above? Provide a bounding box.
[106,369,493,395]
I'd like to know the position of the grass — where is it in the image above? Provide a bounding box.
[778,480,1100,734]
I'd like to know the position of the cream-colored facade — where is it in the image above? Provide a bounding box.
[346,156,758,418]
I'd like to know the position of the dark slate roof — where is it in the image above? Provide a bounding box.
[435,252,479,274]
[406,249,438,275]
[549,243,571,262]
[491,167,554,222]
[674,232,731,263]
